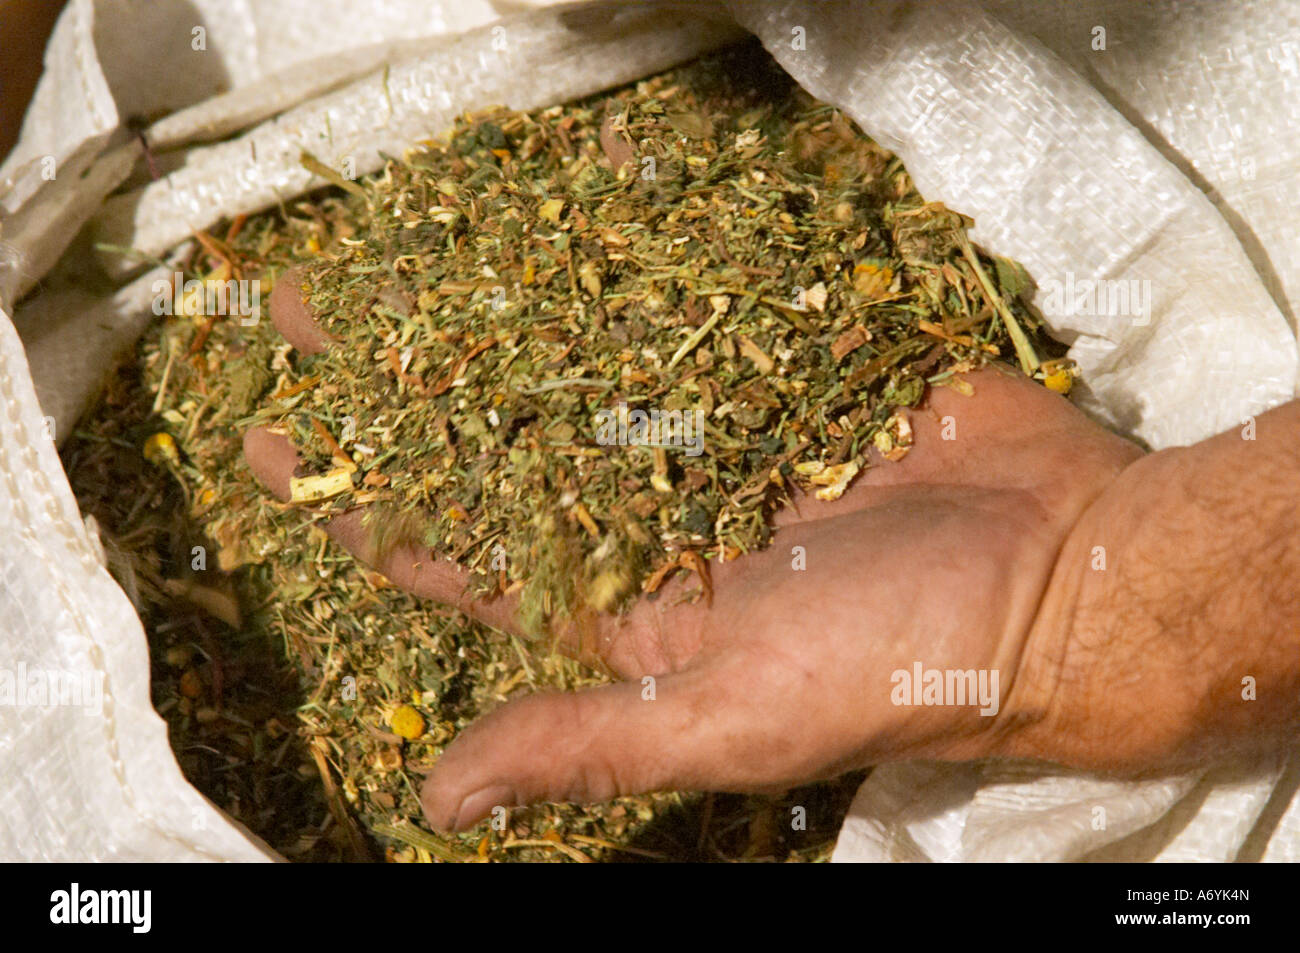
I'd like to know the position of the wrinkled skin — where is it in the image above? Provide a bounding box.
[245,268,1144,833]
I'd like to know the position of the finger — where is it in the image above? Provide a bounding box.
[242,424,299,500]
[244,424,711,668]
[421,665,732,833]
[268,264,331,355]
[256,276,523,631]
[243,425,523,634]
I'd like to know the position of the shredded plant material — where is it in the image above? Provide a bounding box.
[62,42,1066,862]
[254,45,1063,634]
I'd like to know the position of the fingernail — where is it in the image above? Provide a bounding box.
[451,784,516,832]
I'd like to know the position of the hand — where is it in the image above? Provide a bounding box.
[245,268,1144,834]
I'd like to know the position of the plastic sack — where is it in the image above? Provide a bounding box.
[0,0,1297,862]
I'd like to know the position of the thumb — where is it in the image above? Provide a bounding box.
[421,668,723,833]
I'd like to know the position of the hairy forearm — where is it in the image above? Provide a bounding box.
[1014,398,1300,773]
